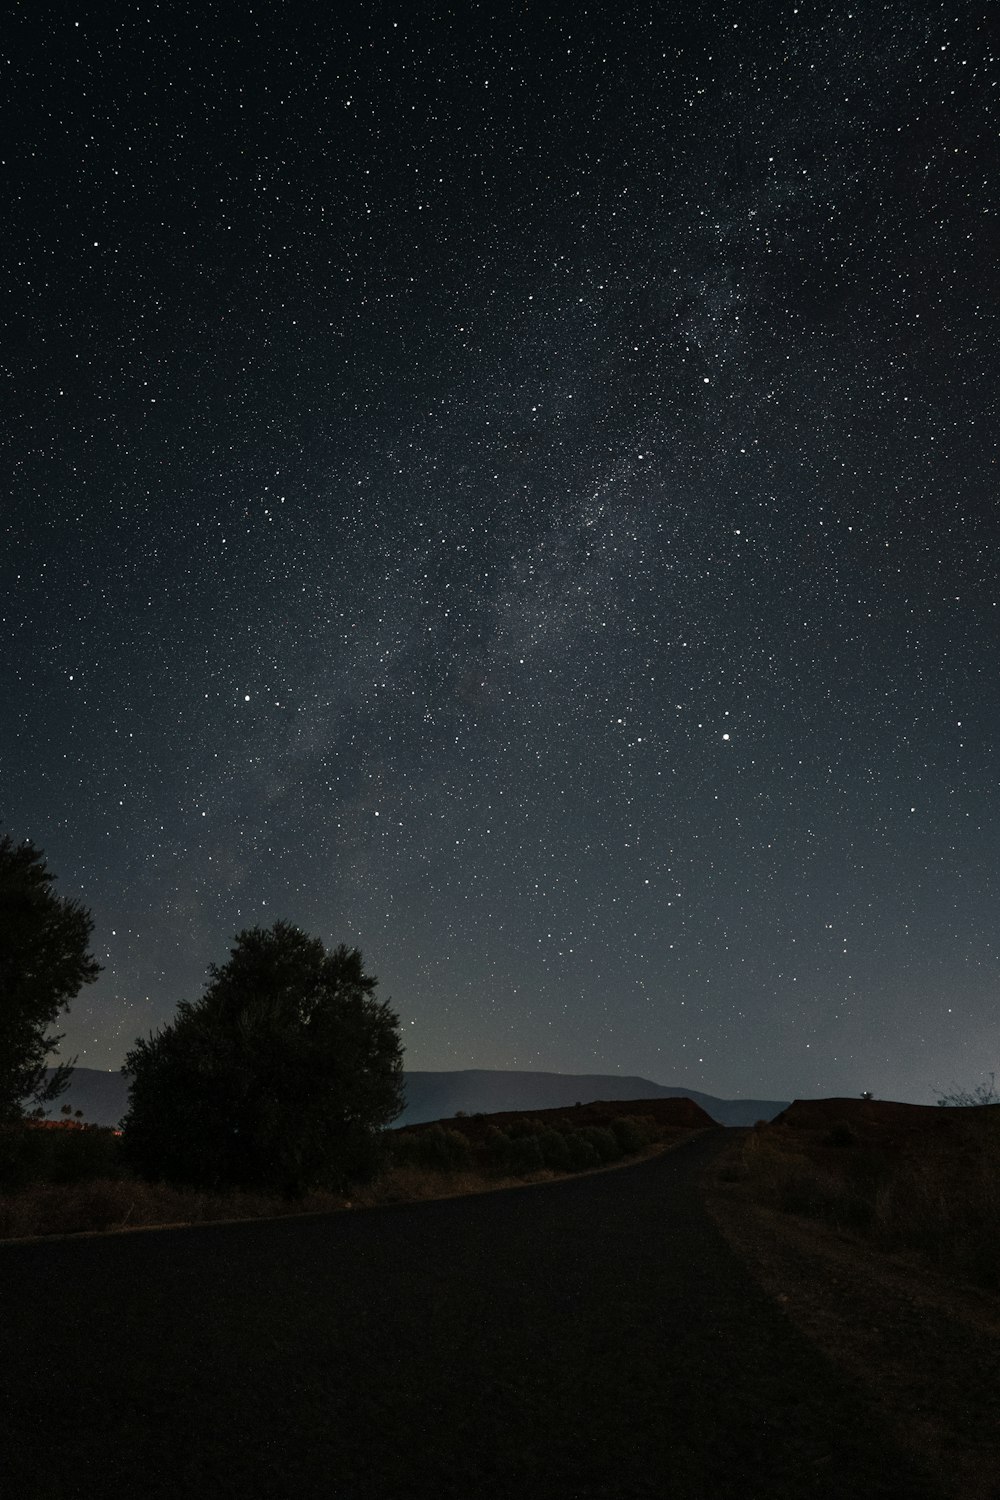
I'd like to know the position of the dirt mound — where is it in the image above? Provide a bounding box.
[773,1097,989,1153]
[777,1098,946,1130]
[400,1095,716,1141]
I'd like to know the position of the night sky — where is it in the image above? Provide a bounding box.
[3,3,997,1104]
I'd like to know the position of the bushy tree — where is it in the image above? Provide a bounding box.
[120,922,404,1195]
[0,834,100,1122]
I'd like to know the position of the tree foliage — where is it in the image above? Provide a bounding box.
[0,834,100,1122]
[121,921,405,1194]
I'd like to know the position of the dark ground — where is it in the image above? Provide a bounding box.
[0,1132,939,1500]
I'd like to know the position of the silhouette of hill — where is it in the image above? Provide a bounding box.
[401,1094,717,1136]
[775,1097,945,1130]
[35,1068,130,1127]
[400,1070,788,1127]
[37,1066,788,1129]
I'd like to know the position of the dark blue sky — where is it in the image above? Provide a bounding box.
[3,1,997,1102]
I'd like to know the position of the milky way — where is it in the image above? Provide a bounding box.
[3,2,997,1102]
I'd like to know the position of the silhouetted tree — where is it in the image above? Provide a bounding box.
[0,835,100,1123]
[121,921,404,1195]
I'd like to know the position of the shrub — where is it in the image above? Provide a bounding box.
[508,1134,544,1173]
[0,1123,124,1192]
[577,1126,622,1164]
[0,1125,44,1192]
[393,1126,472,1174]
[537,1129,571,1171]
[610,1115,656,1154]
[484,1127,513,1172]
[565,1134,598,1171]
[40,1125,123,1184]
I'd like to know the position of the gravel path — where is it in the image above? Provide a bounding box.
[0,1133,939,1499]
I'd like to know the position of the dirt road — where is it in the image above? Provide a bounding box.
[0,1133,938,1499]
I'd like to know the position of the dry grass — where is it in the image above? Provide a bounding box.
[721,1109,1000,1288]
[0,1137,687,1243]
[0,1176,349,1241]
[347,1162,555,1207]
[873,1123,1000,1285]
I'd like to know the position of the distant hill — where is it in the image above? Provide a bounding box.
[401,1095,718,1136]
[399,1071,788,1128]
[34,1068,131,1128]
[35,1066,789,1129]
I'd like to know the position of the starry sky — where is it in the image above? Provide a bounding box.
[3,2,997,1104]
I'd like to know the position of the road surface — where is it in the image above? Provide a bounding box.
[0,1132,937,1498]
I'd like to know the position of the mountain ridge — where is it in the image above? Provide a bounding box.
[400,1069,788,1127]
[35,1066,788,1128]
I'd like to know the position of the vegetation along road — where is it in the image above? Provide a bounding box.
[0,1131,940,1500]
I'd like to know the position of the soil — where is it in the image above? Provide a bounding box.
[706,1140,1000,1500]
